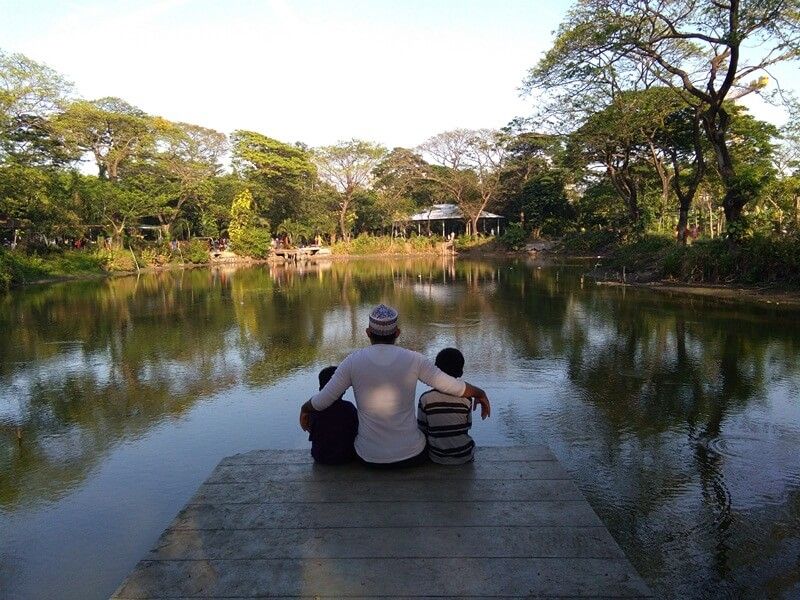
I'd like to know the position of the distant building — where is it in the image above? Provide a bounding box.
[401,204,505,237]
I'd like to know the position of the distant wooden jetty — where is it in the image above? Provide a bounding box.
[111,446,652,598]
[272,246,327,262]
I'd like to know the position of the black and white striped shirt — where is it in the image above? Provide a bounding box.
[417,389,474,465]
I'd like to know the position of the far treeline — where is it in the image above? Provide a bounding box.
[1,0,800,287]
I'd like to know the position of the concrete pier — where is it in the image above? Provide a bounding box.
[111,446,652,598]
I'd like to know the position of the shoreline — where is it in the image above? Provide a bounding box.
[7,250,800,308]
[593,278,800,309]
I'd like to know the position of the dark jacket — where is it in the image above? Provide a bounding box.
[308,399,358,464]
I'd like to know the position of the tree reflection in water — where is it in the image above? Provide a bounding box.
[1,259,799,599]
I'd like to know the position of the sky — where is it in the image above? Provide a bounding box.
[0,0,796,149]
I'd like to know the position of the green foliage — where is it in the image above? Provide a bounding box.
[0,249,106,289]
[407,233,442,252]
[183,239,210,264]
[500,223,527,250]
[232,227,272,259]
[0,50,74,167]
[53,97,153,180]
[0,250,47,288]
[453,234,492,252]
[606,235,676,272]
[0,164,83,242]
[331,234,440,255]
[276,219,312,246]
[232,130,315,185]
[231,130,316,227]
[662,235,800,286]
[100,248,137,272]
[518,173,574,235]
[139,247,159,267]
[313,139,387,239]
[228,189,271,257]
[228,188,256,236]
[559,229,622,255]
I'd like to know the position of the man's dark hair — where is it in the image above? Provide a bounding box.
[367,330,399,345]
[318,366,337,390]
[435,347,464,378]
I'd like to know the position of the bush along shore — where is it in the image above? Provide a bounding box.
[0,240,211,290]
[1,227,536,290]
[5,230,799,297]
[574,233,800,291]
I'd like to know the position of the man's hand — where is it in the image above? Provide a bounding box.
[299,400,315,431]
[461,383,491,419]
[472,394,491,420]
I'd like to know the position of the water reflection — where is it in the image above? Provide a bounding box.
[1,259,799,599]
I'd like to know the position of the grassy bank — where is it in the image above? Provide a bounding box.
[331,234,445,255]
[329,233,514,256]
[0,249,107,290]
[599,234,800,288]
[1,240,212,291]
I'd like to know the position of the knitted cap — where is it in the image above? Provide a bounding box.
[368,304,399,335]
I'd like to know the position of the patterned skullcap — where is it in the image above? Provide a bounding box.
[368,304,399,335]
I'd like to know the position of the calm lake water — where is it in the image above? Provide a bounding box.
[1,258,799,599]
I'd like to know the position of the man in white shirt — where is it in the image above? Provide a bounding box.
[299,304,490,467]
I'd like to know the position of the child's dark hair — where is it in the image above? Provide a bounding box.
[318,366,337,390]
[435,348,464,378]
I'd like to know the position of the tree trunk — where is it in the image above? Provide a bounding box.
[339,194,351,242]
[677,206,690,245]
[722,189,745,224]
[607,166,639,224]
[670,109,705,245]
[470,216,479,238]
[627,188,640,223]
[702,106,749,228]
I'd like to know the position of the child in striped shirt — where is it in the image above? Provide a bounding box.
[417,348,475,464]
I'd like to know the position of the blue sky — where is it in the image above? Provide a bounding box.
[0,0,795,148]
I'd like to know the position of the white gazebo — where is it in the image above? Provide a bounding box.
[401,204,505,237]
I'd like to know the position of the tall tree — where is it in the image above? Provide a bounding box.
[78,177,160,245]
[231,130,316,226]
[566,88,686,229]
[417,129,507,235]
[373,148,439,229]
[0,49,74,167]
[661,105,706,243]
[53,97,153,180]
[313,139,386,241]
[149,121,228,235]
[526,0,800,228]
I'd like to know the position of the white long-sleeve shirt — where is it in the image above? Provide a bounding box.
[310,345,467,463]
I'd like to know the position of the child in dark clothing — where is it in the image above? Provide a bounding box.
[308,366,358,464]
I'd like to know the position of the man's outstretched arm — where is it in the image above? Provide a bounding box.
[299,359,352,431]
[419,356,491,420]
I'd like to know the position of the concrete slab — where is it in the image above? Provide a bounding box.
[148,526,626,560]
[190,478,583,504]
[206,459,571,483]
[111,446,652,599]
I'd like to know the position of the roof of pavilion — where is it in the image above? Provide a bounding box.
[407,204,505,222]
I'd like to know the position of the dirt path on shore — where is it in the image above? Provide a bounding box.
[595,279,800,309]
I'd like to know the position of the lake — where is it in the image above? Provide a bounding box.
[1,258,799,599]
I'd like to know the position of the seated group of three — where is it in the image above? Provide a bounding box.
[299,304,491,467]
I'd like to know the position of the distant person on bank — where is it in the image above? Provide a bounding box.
[418,348,477,465]
[299,304,491,468]
[306,366,358,465]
